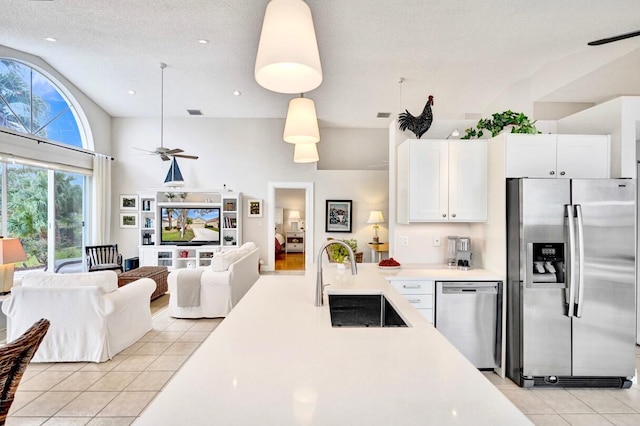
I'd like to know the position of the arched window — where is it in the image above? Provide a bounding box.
[0,58,88,274]
[0,58,84,148]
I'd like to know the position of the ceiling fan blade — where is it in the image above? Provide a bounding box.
[165,148,184,155]
[173,154,199,160]
[132,146,155,154]
[588,30,640,46]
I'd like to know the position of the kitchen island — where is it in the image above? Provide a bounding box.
[135,264,530,425]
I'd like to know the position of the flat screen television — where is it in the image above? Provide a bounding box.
[160,207,221,245]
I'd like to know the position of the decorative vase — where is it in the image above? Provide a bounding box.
[336,262,346,270]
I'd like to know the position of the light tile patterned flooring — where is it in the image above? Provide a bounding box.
[5,308,222,426]
[5,304,640,425]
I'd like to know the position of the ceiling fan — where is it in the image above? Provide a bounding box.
[588,30,640,46]
[133,63,199,161]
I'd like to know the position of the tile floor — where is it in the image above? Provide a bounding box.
[5,308,640,425]
[5,309,222,425]
[483,351,640,426]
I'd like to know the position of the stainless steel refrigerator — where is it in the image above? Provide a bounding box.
[506,179,636,388]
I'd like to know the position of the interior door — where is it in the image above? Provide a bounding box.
[571,180,636,377]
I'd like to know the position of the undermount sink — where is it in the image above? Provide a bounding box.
[328,294,408,327]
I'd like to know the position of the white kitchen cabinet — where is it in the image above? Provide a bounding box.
[389,279,434,324]
[397,139,487,223]
[505,134,610,178]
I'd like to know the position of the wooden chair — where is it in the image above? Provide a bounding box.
[85,244,123,273]
[0,318,50,423]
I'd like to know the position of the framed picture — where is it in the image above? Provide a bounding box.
[248,199,263,217]
[326,200,352,232]
[120,213,138,228]
[120,194,138,210]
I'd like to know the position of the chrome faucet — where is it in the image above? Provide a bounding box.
[315,240,358,306]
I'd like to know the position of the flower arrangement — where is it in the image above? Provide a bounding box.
[328,239,358,264]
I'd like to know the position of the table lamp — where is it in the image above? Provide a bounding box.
[289,210,301,231]
[367,211,385,243]
[0,237,27,294]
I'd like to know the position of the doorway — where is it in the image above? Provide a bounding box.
[266,182,314,272]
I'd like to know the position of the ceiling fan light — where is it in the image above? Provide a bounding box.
[255,0,322,94]
[283,96,320,144]
[293,142,319,163]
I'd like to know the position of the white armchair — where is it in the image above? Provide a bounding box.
[2,271,155,363]
[168,243,260,318]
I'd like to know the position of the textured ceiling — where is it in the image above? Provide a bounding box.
[1,0,639,128]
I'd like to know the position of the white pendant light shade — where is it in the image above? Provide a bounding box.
[283,97,320,144]
[294,143,319,163]
[255,0,323,94]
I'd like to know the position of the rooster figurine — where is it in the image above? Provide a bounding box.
[398,95,434,139]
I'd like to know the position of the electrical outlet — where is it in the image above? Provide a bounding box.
[433,236,441,247]
[397,235,409,247]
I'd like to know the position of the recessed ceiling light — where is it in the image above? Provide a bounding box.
[44,37,57,42]
[377,112,391,118]
[127,90,136,95]
[197,39,209,44]
[187,109,203,116]
[233,90,241,96]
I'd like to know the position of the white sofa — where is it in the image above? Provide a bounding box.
[2,271,155,363]
[168,242,260,318]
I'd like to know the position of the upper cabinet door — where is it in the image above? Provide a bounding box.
[556,135,610,178]
[505,134,557,178]
[448,141,488,221]
[409,140,449,221]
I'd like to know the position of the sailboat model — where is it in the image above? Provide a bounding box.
[164,157,185,187]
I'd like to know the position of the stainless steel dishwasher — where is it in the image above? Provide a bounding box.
[435,281,502,369]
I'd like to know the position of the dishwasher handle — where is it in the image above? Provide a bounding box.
[440,282,499,295]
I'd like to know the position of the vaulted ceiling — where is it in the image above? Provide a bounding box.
[1,1,639,128]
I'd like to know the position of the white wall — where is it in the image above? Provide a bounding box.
[111,117,388,264]
[557,96,640,178]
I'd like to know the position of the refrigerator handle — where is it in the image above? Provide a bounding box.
[566,204,576,318]
[575,204,585,318]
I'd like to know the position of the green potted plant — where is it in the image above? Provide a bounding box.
[462,110,540,139]
[329,239,358,264]
[164,192,176,202]
[224,235,234,246]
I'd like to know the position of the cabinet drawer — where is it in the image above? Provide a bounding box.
[403,294,433,309]
[416,308,434,324]
[390,280,434,294]
[288,243,304,251]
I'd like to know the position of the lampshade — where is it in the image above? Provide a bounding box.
[293,143,319,163]
[0,237,27,294]
[254,0,323,94]
[289,210,301,220]
[0,238,27,264]
[367,211,385,224]
[284,96,320,144]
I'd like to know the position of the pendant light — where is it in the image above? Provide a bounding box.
[255,0,322,94]
[283,94,320,144]
[293,142,319,163]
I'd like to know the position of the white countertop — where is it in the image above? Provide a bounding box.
[378,264,504,281]
[135,264,529,425]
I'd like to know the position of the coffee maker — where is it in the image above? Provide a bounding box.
[456,237,472,270]
[447,236,472,270]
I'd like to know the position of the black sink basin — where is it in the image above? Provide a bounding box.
[328,294,407,327]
